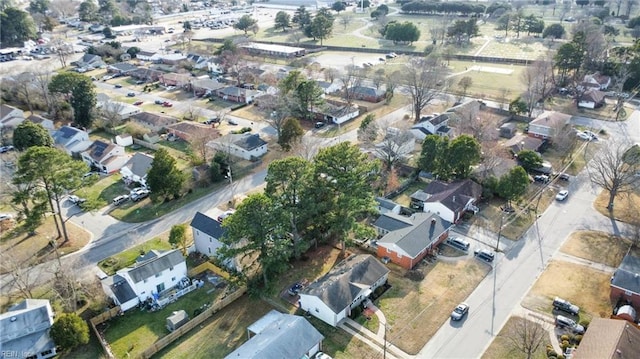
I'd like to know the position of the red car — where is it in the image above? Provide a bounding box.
[163,102,173,107]
[133,101,143,106]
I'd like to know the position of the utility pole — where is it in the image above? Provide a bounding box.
[383,323,387,359]
[496,208,505,252]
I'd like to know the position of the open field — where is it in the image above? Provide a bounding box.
[481,316,548,359]
[561,230,640,268]
[522,260,613,322]
[448,62,527,101]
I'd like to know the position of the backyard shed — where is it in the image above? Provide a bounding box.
[166,310,189,332]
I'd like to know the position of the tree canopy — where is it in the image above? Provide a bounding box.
[146,148,185,200]
[233,15,257,35]
[279,117,304,151]
[516,150,543,172]
[498,166,529,206]
[0,7,37,45]
[49,72,97,128]
[13,121,53,150]
[382,21,420,44]
[50,313,89,350]
[418,134,481,180]
[274,11,290,31]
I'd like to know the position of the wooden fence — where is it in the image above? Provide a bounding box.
[88,306,122,359]
[187,261,231,280]
[138,286,247,359]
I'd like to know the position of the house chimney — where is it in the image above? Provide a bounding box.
[452,196,456,203]
[431,218,436,226]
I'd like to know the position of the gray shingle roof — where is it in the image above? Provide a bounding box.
[611,254,640,294]
[421,179,483,213]
[234,134,267,151]
[103,274,137,304]
[123,152,154,178]
[126,249,184,283]
[302,254,389,313]
[190,211,225,239]
[376,197,399,211]
[225,311,323,359]
[0,299,55,355]
[377,213,451,258]
[372,212,413,232]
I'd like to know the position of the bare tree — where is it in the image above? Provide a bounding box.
[50,0,76,18]
[97,100,126,130]
[339,14,352,30]
[374,127,415,170]
[0,252,37,299]
[13,72,36,112]
[403,56,447,122]
[287,30,304,44]
[189,129,219,163]
[323,68,338,83]
[341,65,363,106]
[498,88,512,111]
[293,135,324,161]
[33,71,54,114]
[507,317,548,359]
[183,103,202,121]
[589,141,640,210]
[520,56,554,117]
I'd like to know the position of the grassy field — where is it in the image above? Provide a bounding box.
[522,260,613,322]
[97,238,172,275]
[448,62,528,101]
[481,316,548,359]
[561,230,640,268]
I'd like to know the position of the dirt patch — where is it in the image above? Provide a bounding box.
[482,316,548,359]
[378,259,490,354]
[0,217,90,274]
[561,230,639,268]
[594,190,640,224]
[522,260,613,322]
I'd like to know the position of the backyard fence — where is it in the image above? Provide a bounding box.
[188,261,231,280]
[133,138,160,151]
[89,306,122,359]
[138,286,247,359]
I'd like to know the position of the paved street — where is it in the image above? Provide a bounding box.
[416,110,639,358]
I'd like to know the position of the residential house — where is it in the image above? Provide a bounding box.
[97,100,142,120]
[130,112,179,132]
[298,254,390,327]
[225,310,324,359]
[0,299,57,359]
[187,54,209,69]
[52,126,91,154]
[101,249,187,311]
[190,78,225,97]
[215,86,262,104]
[120,152,154,187]
[107,62,139,75]
[72,53,105,69]
[527,111,572,140]
[410,114,452,141]
[135,50,157,61]
[317,80,342,94]
[165,121,219,141]
[209,133,268,161]
[190,211,226,259]
[572,318,640,359]
[410,179,482,223]
[26,114,55,131]
[239,42,306,58]
[315,103,360,125]
[347,86,385,103]
[80,140,128,173]
[88,24,105,33]
[578,89,606,109]
[374,129,415,163]
[159,72,192,88]
[503,134,545,155]
[374,213,451,269]
[130,67,163,82]
[610,254,640,308]
[0,104,25,129]
[582,72,611,90]
[156,53,187,65]
[375,197,401,215]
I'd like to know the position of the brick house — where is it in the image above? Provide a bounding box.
[610,254,640,309]
[347,86,385,103]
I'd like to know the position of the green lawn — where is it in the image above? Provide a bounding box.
[74,173,129,208]
[98,238,172,275]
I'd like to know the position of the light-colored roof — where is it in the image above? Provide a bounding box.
[529,111,571,128]
[121,249,184,283]
[239,42,305,54]
[573,318,640,359]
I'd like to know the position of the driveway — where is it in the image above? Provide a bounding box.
[417,110,639,358]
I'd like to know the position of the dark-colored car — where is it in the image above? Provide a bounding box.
[450,303,469,321]
[114,84,123,88]
[127,92,135,97]
[474,249,495,263]
[288,282,303,296]
[553,297,580,316]
[155,100,164,105]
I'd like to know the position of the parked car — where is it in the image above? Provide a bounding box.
[450,303,469,321]
[583,130,598,140]
[133,101,143,106]
[204,117,220,125]
[0,213,14,221]
[127,92,135,97]
[135,80,145,85]
[162,101,173,107]
[315,352,332,359]
[102,75,113,81]
[553,297,580,316]
[474,248,495,263]
[131,188,150,201]
[217,209,236,223]
[114,84,122,88]
[534,175,550,183]
[558,173,571,181]
[446,237,470,252]
[0,145,15,153]
[555,190,569,201]
[287,282,303,296]
[68,195,86,205]
[555,315,585,334]
[227,119,238,125]
[154,99,164,105]
[315,122,325,128]
[112,194,129,206]
[576,131,596,141]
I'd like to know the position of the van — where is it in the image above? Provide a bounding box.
[112,195,129,206]
[553,297,580,315]
[474,249,495,263]
[446,237,470,251]
[555,315,585,334]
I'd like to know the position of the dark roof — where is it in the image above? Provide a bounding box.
[581,89,606,103]
[105,274,137,304]
[131,111,178,127]
[376,197,399,211]
[611,254,640,294]
[53,126,85,145]
[427,114,449,126]
[225,311,324,359]
[123,152,154,178]
[301,254,389,313]
[377,213,451,258]
[86,140,113,161]
[26,114,50,124]
[137,50,156,57]
[503,134,544,153]
[421,179,483,213]
[234,134,267,151]
[349,86,384,97]
[411,126,432,135]
[190,212,225,239]
[126,249,184,283]
[109,62,138,72]
[1,104,21,118]
[373,212,413,232]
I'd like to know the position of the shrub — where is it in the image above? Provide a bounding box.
[579,318,591,328]
[404,270,424,281]
[560,334,570,342]
[574,334,583,344]
[547,350,557,358]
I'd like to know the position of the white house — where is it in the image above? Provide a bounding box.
[101,249,187,311]
[120,152,154,187]
[0,299,57,359]
[410,179,482,223]
[316,80,342,95]
[52,126,92,154]
[190,211,226,259]
[410,114,450,141]
[225,310,324,359]
[375,197,401,215]
[97,100,142,120]
[578,89,606,109]
[0,104,25,129]
[298,254,389,327]
[135,50,157,61]
[317,104,360,125]
[527,111,572,140]
[80,140,128,174]
[209,133,268,161]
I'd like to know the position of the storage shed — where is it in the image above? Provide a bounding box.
[166,310,189,332]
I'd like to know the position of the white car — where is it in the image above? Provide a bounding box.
[556,190,569,201]
[0,213,14,221]
[314,352,333,359]
[576,132,592,141]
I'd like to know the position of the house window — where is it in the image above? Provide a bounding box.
[315,308,319,313]
[144,279,147,283]
[41,350,53,356]
[196,230,200,236]
[141,291,145,295]
[625,290,633,296]
[209,238,212,242]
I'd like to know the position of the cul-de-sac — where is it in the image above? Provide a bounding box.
[1,0,640,358]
